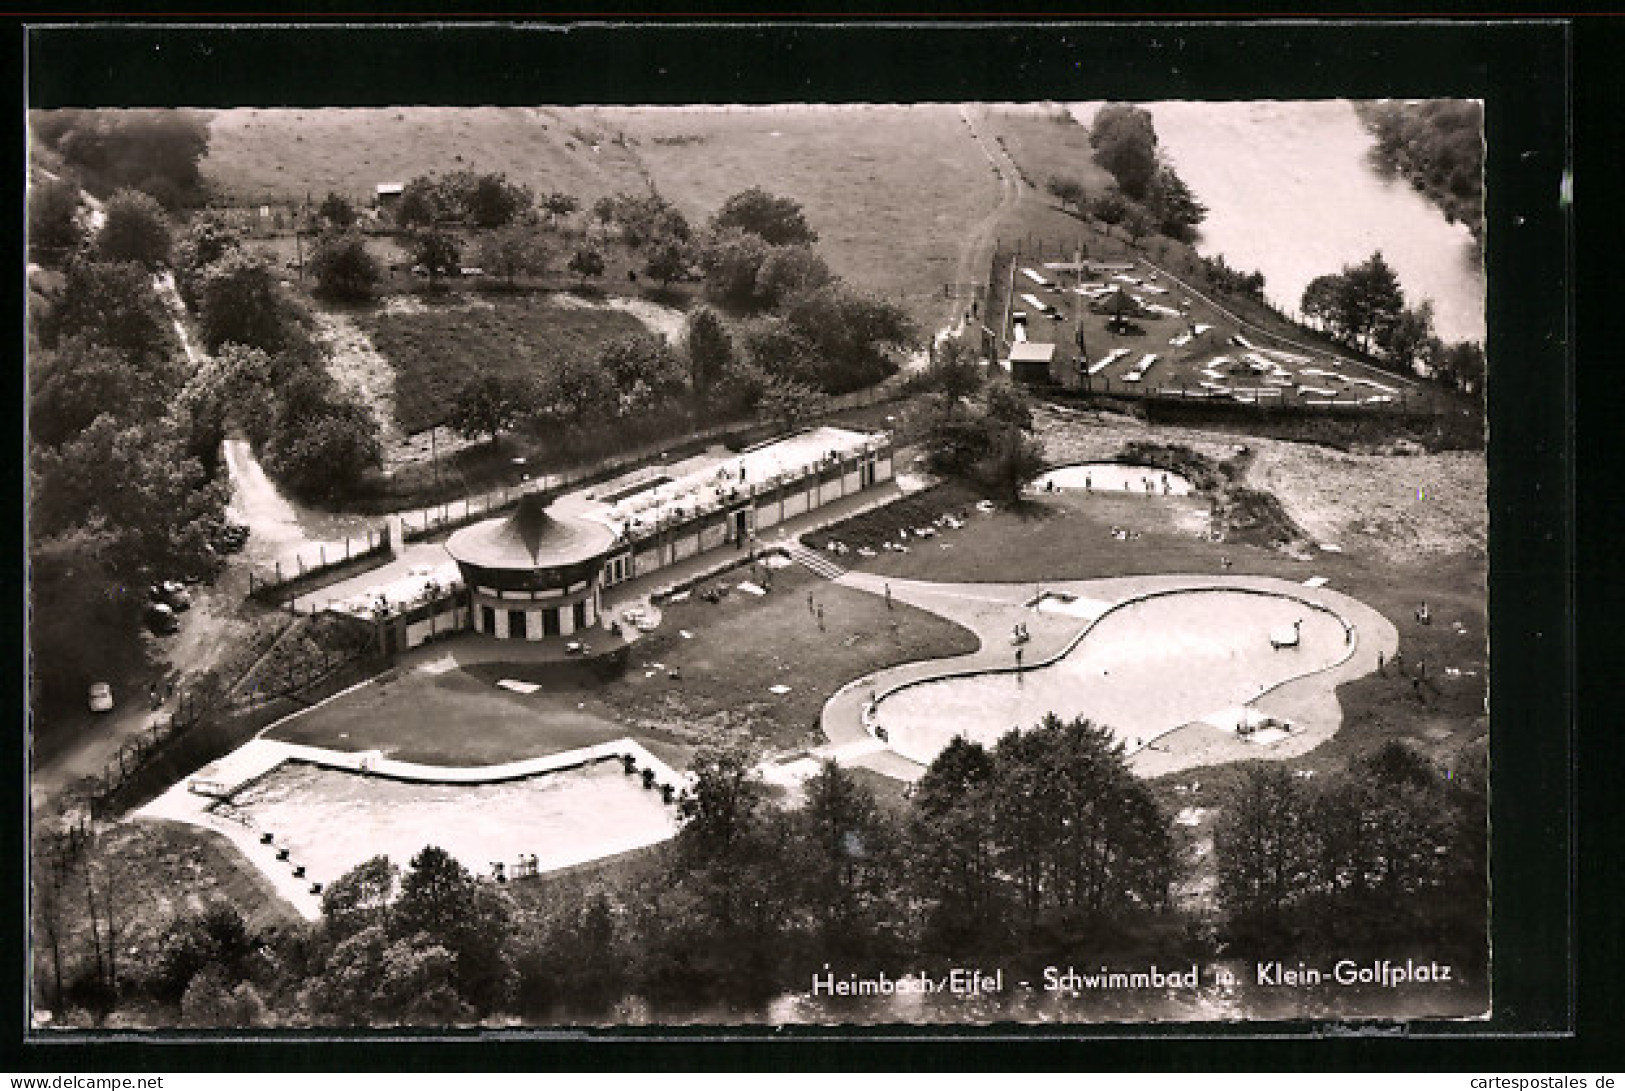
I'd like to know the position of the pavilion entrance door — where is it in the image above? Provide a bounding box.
[509,609,528,639]
[732,509,748,543]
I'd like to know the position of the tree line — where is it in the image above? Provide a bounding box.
[1300,251,1485,392]
[1356,100,1485,243]
[37,721,1484,1026]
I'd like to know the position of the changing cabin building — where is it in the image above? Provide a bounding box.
[326,426,897,647]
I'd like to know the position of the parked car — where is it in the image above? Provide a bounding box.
[150,580,192,611]
[144,603,181,635]
[88,682,114,713]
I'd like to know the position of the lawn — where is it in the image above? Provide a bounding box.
[977,104,1117,199]
[592,564,981,755]
[200,106,649,211]
[267,667,629,767]
[595,105,998,332]
[353,295,649,434]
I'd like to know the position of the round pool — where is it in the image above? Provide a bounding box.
[1035,462,1195,496]
[226,759,678,886]
[875,589,1348,765]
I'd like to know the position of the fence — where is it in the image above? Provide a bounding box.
[248,526,392,603]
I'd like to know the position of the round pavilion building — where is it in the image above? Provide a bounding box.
[444,492,617,641]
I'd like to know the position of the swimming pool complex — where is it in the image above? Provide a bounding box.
[225,759,679,886]
[874,588,1350,765]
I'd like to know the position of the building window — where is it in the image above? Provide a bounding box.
[481,605,495,633]
[542,607,561,637]
[573,600,588,632]
[510,609,528,639]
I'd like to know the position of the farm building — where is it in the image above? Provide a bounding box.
[375,182,404,210]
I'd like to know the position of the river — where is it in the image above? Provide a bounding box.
[1071,100,1485,346]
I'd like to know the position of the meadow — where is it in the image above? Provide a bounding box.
[353,295,648,434]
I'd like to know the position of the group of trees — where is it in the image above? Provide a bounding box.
[27,198,233,713]
[31,109,213,209]
[38,720,1486,1025]
[1300,251,1485,390]
[1214,741,1486,954]
[916,339,1046,504]
[1357,99,1485,242]
[168,216,383,499]
[396,170,536,230]
[1044,104,1209,248]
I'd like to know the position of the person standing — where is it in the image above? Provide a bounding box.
[884,583,892,610]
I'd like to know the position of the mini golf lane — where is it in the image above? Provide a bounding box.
[877,588,1347,764]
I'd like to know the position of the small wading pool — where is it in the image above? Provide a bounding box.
[224,759,679,885]
[1036,462,1195,496]
[876,589,1348,765]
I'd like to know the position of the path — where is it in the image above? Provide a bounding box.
[944,105,1028,347]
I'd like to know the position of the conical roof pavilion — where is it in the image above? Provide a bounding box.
[444,492,617,571]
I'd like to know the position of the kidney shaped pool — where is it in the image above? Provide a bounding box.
[875,588,1350,765]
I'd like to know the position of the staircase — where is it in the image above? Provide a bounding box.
[781,541,847,581]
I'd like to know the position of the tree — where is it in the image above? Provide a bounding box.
[446,372,533,445]
[476,224,548,286]
[984,378,1034,433]
[789,761,897,953]
[567,245,605,286]
[754,245,833,308]
[1145,165,1208,243]
[197,251,296,354]
[48,260,173,365]
[1089,103,1160,200]
[1214,764,1314,934]
[467,172,533,228]
[683,304,735,405]
[700,228,772,309]
[642,233,692,286]
[1339,251,1407,352]
[407,230,461,287]
[1433,339,1485,393]
[543,351,615,420]
[320,855,399,943]
[172,216,243,310]
[710,187,819,246]
[389,846,516,1015]
[756,373,828,431]
[318,191,357,229]
[311,924,470,1025]
[1300,274,1348,338]
[677,746,771,861]
[1091,189,1130,226]
[541,191,580,227]
[598,332,686,415]
[1377,299,1436,373]
[30,336,174,448]
[395,176,441,228]
[779,284,917,393]
[916,336,985,402]
[1045,175,1087,212]
[262,376,382,501]
[308,230,382,301]
[28,175,84,262]
[155,903,256,1005]
[35,108,211,207]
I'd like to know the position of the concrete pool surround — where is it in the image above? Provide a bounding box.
[826,572,1396,780]
[866,585,1356,765]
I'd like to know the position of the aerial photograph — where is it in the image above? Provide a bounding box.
[27,85,1491,1028]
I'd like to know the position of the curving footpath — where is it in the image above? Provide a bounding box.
[818,571,1397,781]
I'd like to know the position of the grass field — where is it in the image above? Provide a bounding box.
[201,106,649,211]
[977,105,1117,198]
[199,105,1002,334]
[353,295,648,434]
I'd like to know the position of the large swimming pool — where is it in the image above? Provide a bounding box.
[876,589,1349,764]
[1035,462,1195,496]
[226,759,679,887]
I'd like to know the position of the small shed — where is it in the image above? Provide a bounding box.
[1008,342,1057,386]
[375,183,405,209]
